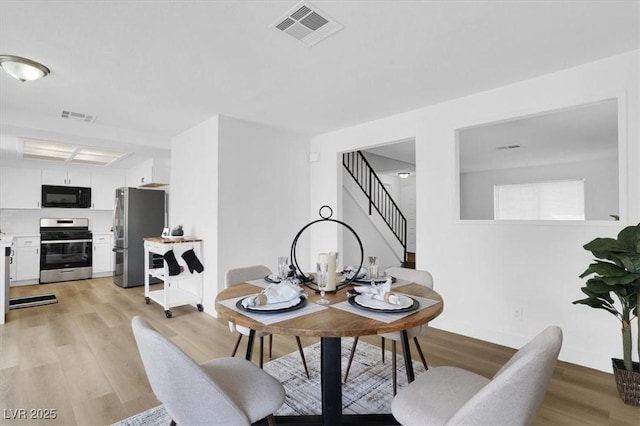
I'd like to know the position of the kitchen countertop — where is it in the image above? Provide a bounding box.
[143,236,202,244]
[0,236,14,244]
[0,232,113,239]
[1,233,38,239]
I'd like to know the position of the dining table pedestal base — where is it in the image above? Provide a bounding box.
[321,337,342,425]
[252,334,404,426]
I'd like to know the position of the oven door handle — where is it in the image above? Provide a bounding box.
[41,239,93,244]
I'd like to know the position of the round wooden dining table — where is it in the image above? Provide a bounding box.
[215,281,443,426]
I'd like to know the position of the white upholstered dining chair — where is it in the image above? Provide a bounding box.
[226,265,310,378]
[344,266,433,395]
[391,326,563,426]
[131,316,285,426]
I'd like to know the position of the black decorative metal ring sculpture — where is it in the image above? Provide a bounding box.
[289,205,364,293]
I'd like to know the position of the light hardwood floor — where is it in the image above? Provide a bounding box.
[1,277,638,425]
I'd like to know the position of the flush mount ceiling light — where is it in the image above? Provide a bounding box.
[398,172,411,179]
[20,138,129,166]
[0,55,50,82]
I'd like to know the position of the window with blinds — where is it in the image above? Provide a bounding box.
[494,180,585,220]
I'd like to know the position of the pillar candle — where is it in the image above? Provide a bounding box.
[326,252,337,291]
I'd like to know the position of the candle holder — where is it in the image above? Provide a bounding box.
[289,205,364,293]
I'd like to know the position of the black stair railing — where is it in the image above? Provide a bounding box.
[343,151,407,262]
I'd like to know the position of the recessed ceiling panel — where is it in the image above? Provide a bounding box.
[21,138,128,166]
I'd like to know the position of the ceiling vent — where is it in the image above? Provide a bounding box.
[271,1,343,47]
[61,110,97,123]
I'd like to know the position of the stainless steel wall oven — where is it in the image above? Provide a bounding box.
[40,218,92,284]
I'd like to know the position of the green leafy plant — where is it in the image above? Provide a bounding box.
[171,225,184,236]
[573,223,640,371]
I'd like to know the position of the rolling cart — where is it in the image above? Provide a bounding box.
[143,237,204,318]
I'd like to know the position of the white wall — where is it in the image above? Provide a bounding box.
[460,156,619,220]
[217,116,310,292]
[309,51,639,372]
[0,208,112,234]
[170,115,310,316]
[170,115,220,315]
[399,176,417,252]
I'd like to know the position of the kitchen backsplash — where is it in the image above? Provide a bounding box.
[0,209,113,234]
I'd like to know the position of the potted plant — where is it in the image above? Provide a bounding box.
[171,225,184,237]
[573,223,640,406]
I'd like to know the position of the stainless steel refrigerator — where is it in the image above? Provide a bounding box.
[113,187,166,288]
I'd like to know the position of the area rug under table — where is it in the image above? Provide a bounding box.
[113,338,426,425]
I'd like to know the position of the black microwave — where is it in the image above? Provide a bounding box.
[41,185,92,208]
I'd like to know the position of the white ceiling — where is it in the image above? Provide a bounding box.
[459,98,619,173]
[0,0,638,167]
[365,140,416,167]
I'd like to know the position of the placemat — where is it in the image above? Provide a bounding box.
[218,295,328,325]
[330,294,440,323]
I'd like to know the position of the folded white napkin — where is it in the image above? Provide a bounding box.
[242,282,304,308]
[353,278,401,305]
[344,265,366,280]
[266,274,282,283]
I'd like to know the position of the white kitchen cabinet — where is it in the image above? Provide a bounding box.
[91,173,125,209]
[128,158,169,188]
[42,169,91,187]
[13,236,40,285]
[92,233,114,275]
[0,167,42,209]
[0,238,11,325]
[9,242,16,281]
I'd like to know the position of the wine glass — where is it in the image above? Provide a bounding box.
[278,256,289,281]
[316,262,330,305]
[368,256,378,279]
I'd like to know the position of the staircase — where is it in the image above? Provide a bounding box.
[403,251,415,269]
[343,151,412,267]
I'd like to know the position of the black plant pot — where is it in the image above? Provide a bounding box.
[612,358,640,407]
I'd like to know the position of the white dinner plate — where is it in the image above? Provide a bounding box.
[354,294,413,310]
[241,296,301,311]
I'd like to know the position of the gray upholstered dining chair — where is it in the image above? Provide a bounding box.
[344,266,433,395]
[391,326,563,426]
[131,316,285,426]
[226,265,309,378]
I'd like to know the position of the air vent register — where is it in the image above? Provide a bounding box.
[272,1,343,47]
